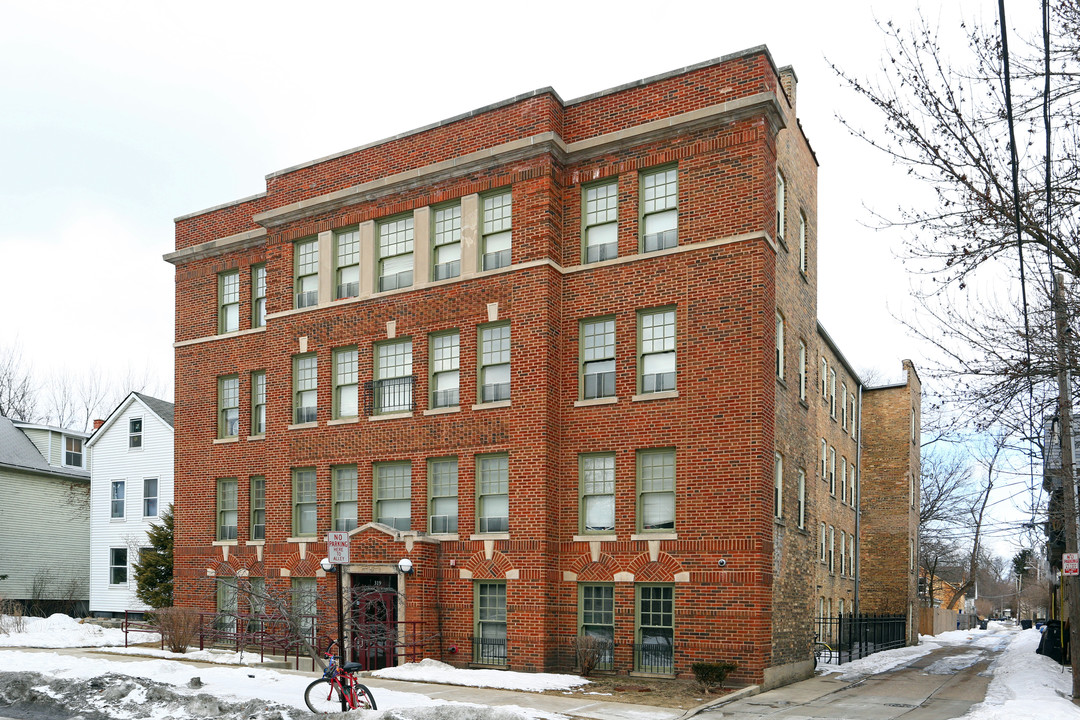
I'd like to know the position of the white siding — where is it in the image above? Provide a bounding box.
[0,468,90,602]
[88,399,174,614]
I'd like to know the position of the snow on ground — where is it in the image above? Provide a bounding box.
[101,645,261,665]
[0,613,151,648]
[966,627,1080,720]
[371,658,590,692]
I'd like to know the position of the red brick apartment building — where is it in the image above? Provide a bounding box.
[166,46,920,688]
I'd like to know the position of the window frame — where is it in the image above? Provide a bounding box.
[480,190,512,271]
[218,269,240,334]
[250,476,266,541]
[829,525,835,573]
[432,202,463,281]
[637,307,676,395]
[636,448,675,533]
[829,447,836,496]
[216,477,238,541]
[820,358,828,399]
[798,341,807,401]
[476,453,509,534]
[774,452,783,520]
[473,580,508,665]
[635,583,675,674]
[579,316,616,400]
[109,547,128,585]
[840,381,848,429]
[292,353,317,425]
[291,467,317,538]
[429,330,460,409]
[218,374,239,439]
[251,263,266,328]
[840,457,848,502]
[775,312,784,380]
[578,583,615,671]
[830,368,837,418]
[293,237,319,309]
[332,464,359,532]
[582,179,619,263]
[128,418,142,449]
[776,170,786,240]
[142,477,158,517]
[251,370,266,436]
[639,165,678,253]
[374,461,412,531]
[427,456,459,534]
[64,435,83,468]
[798,212,807,273]
[797,468,806,529]
[579,452,616,534]
[478,323,511,404]
[373,338,413,414]
[377,213,415,292]
[110,480,125,519]
[819,522,827,562]
[333,226,361,300]
[332,346,359,419]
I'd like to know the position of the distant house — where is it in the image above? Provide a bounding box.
[0,416,91,614]
[85,392,174,617]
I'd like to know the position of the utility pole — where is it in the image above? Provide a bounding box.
[1053,272,1080,699]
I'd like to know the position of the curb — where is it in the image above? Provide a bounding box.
[679,684,760,718]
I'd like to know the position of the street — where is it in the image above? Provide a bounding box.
[701,629,1012,719]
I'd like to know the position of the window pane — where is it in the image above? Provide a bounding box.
[379,216,414,257]
[481,325,510,365]
[485,231,511,254]
[483,193,512,234]
[642,169,677,213]
[434,205,462,246]
[378,340,413,379]
[585,182,618,226]
[432,333,460,372]
[297,239,318,275]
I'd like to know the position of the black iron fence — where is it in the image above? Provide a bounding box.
[471,636,507,665]
[815,612,907,664]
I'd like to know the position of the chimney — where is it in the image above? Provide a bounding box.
[778,65,797,111]
[93,419,105,431]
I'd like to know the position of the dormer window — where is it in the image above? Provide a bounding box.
[129,418,143,449]
[64,436,83,467]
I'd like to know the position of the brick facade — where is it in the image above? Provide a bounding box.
[167,47,917,688]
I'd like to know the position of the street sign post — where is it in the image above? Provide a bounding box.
[1064,553,1079,576]
[327,531,350,564]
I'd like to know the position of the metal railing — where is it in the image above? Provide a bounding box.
[643,228,678,252]
[634,640,674,674]
[294,406,317,424]
[434,260,460,281]
[295,290,318,308]
[364,376,415,415]
[432,388,459,408]
[815,613,907,664]
[472,635,507,665]
[586,242,618,263]
[583,371,615,399]
[481,382,510,403]
[482,249,511,271]
[336,282,359,299]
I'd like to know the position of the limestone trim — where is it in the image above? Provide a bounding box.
[163,227,267,264]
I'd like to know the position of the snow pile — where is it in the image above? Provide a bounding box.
[371,658,590,692]
[0,613,147,648]
[816,641,936,678]
[967,628,1078,720]
[101,645,260,664]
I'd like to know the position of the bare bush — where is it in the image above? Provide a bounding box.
[151,607,200,653]
[574,634,613,677]
[0,598,26,634]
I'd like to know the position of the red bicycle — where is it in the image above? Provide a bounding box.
[304,642,377,713]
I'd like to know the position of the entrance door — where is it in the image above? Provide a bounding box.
[350,574,398,670]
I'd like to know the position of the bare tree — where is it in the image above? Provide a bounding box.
[0,342,38,421]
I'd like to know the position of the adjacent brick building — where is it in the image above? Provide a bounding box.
[166,46,920,688]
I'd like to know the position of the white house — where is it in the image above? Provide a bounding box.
[0,417,91,614]
[86,392,174,617]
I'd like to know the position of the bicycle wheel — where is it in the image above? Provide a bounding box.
[354,683,377,711]
[304,678,350,714]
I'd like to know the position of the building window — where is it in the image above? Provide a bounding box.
[477,453,509,533]
[143,478,158,517]
[829,368,837,418]
[291,577,317,639]
[910,539,915,571]
[636,584,674,673]
[218,270,239,333]
[64,436,83,467]
[583,181,618,263]
[797,469,806,529]
[579,584,614,670]
[799,213,807,273]
[819,522,827,562]
[216,578,238,633]
[774,453,783,520]
[378,215,414,292]
[110,480,125,519]
[479,323,510,403]
[840,457,848,502]
[638,308,676,394]
[252,264,266,328]
[850,535,856,576]
[910,472,915,508]
[640,167,678,252]
[820,438,827,479]
[335,227,360,299]
[250,476,265,541]
[430,332,460,409]
[912,407,918,443]
[251,370,266,435]
[374,339,413,413]
[333,347,359,419]
[850,465,857,507]
[850,394,857,437]
[637,448,675,531]
[428,457,458,534]
[293,354,317,424]
[292,468,317,537]
[829,447,836,496]
[820,358,828,398]
[798,341,807,401]
[375,462,411,530]
[294,237,319,308]
[129,418,142,449]
[217,478,237,540]
[474,581,507,665]
[246,577,266,632]
[109,547,127,585]
[333,465,358,532]
[776,170,786,240]
[775,312,785,380]
[829,526,835,573]
[840,381,848,429]
[481,191,512,270]
[580,453,615,533]
[433,204,462,280]
[218,375,239,438]
[840,530,847,575]
[580,317,615,400]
